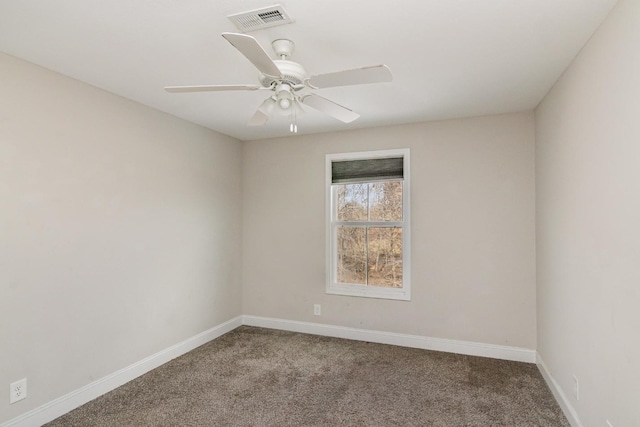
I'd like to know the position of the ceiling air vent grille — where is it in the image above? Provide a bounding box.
[228,5,293,32]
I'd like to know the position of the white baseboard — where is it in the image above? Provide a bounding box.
[243,315,536,363]
[2,316,243,427]
[536,353,583,427]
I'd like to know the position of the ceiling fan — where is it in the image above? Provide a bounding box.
[165,32,392,133]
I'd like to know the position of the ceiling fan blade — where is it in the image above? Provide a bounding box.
[247,97,276,126]
[307,64,392,89]
[222,32,282,78]
[247,110,269,126]
[293,98,305,116]
[165,84,261,93]
[301,94,360,123]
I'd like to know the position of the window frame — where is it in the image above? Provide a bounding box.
[325,148,411,301]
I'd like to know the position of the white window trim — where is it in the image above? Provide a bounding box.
[325,148,411,301]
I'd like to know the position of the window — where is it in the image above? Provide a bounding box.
[326,149,410,300]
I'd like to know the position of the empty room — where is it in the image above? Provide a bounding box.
[1,0,638,426]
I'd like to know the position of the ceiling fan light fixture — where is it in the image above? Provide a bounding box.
[274,83,294,115]
[258,97,276,115]
[279,98,291,109]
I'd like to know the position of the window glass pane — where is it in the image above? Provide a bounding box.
[367,227,403,288]
[369,181,403,221]
[336,226,366,284]
[336,183,368,221]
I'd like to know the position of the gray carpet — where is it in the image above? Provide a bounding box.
[46,326,569,426]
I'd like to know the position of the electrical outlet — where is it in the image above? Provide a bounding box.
[606,420,613,427]
[10,378,27,404]
[313,304,321,316]
[572,375,579,401]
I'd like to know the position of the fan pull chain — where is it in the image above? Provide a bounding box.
[290,106,298,133]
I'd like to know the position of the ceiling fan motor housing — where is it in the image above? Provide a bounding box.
[272,39,295,57]
[260,60,307,88]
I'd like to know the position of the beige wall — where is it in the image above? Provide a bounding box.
[0,53,243,423]
[243,112,536,349]
[536,0,640,425]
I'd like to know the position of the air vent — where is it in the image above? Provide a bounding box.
[228,5,294,32]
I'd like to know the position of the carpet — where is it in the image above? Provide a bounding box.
[45,326,569,426]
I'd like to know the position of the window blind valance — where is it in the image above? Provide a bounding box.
[331,157,403,184]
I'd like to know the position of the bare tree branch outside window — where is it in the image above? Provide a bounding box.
[335,181,403,288]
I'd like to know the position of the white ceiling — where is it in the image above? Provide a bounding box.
[0,0,617,141]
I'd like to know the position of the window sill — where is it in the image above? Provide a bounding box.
[326,283,411,301]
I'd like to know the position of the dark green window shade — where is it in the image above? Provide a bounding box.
[332,157,403,184]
